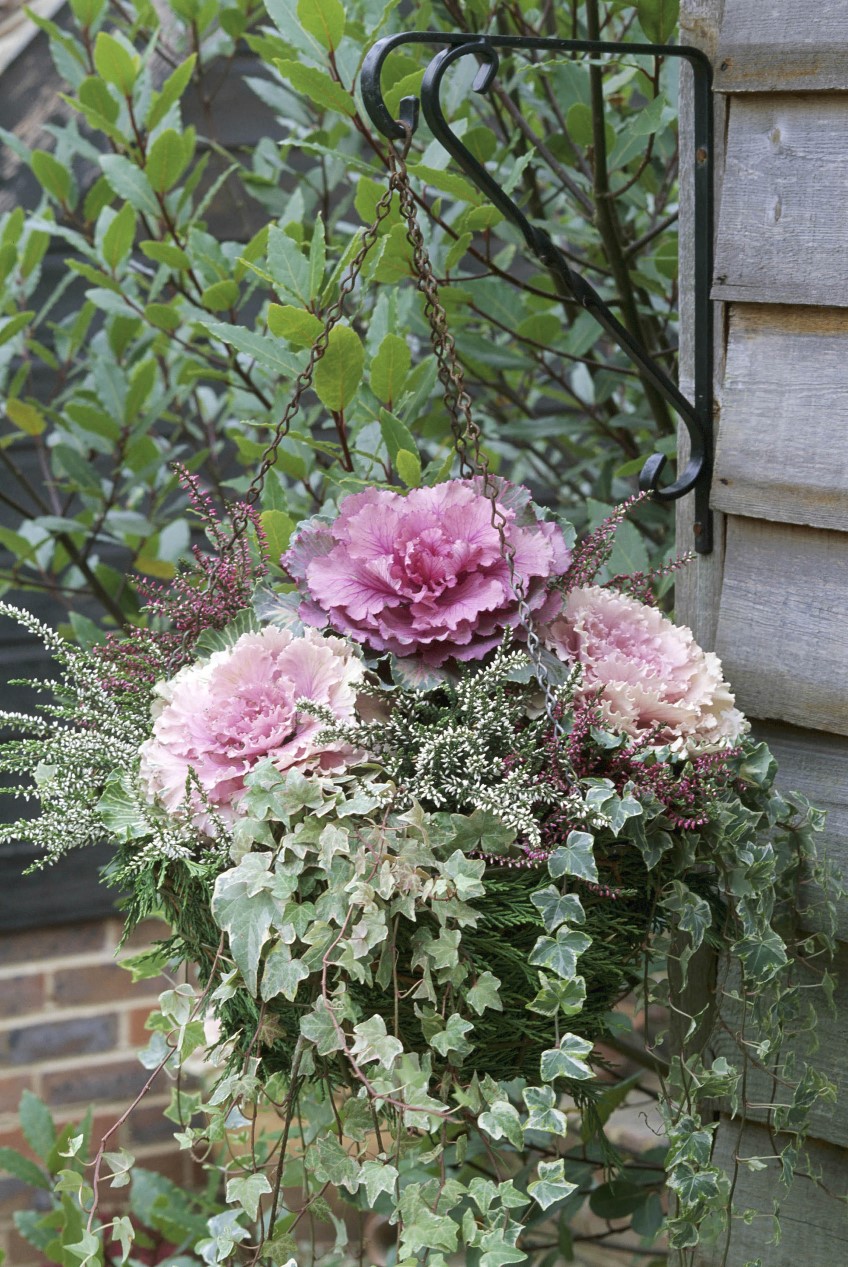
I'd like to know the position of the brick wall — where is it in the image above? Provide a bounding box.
[0,916,199,1266]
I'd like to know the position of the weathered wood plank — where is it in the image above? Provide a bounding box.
[709,943,848,1150]
[713,96,848,307]
[757,721,848,942]
[677,0,727,649]
[716,1,848,93]
[712,306,848,531]
[714,517,848,737]
[698,1123,848,1267]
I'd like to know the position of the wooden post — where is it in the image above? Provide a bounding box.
[679,2,848,1262]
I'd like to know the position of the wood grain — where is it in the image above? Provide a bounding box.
[709,943,848,1150]
[715,517,848,737]
[713,96,848,307]
[699,1123,848,1266]
[712,306,848,531]
[757,721,848,942]
[677,0,727,649]
[717,1,848,93]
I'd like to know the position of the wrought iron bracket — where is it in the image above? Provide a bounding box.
[361,33,715,553]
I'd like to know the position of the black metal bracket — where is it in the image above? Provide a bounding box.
[361,34,714,553]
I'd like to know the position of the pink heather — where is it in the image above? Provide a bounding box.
[282,479,571,666]
[541,584,748,748]
[139,627,364,833]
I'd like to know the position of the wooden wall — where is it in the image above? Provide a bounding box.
[681,2,848,1262]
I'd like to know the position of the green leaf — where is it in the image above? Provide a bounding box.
[297,0,345,51]
[350,1014,404,1071]
[140,240,190,269]
[100,155,161,218]
[395,448,422,488]
[66,1229,101,1266]
[146,128,192,193]
[528,1160,578,1211]
[260,509,294,562]
[360,1159,398,1206]
[202,321,304,378]
[144,302,182,330]
[467,970,502,1016]
[309,214,325,299]
[0,1147,51,1191]
[201,279,239,311]
[94,32,139,95]
[478,1101,523,1150]
[31,151,71,204]
[313,324,364,412]
[0,311,34,347]
[6,398,45,435]
[309,1135,360,1193]
[70,0,107,24]
[19,1091,55,1162]
[211,856,282,994]
[267,226,311,303]
[540,1032,594,1082]
[147,56,197,131]
[300,998,345,1055]
[102,203,136,270]
[227,1172,272,1221]
[260,942,309,1002]
[637,0,680,43]
[528,927,592,980]
[274,59,356,117]
[110,1214,134,1264]
[371,333,411,407]
[267,303,323,347]
[548,831,598,884]
[430,1012,474,1058]
[523,1084,568,1135]
[530,886,585,933]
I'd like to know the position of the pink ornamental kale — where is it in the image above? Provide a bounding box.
[283,479,571,667]
[139,627,363,833]
[541,584,747,748]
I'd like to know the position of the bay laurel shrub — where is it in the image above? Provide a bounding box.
[1,0,684,630]
[0,3,840,1267]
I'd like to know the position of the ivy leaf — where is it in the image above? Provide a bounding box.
[430,1013,474,1059]
[313,324,364,412]
[65,1230,102,1266]
[548,831,598,883]
[540,1032,595,1082]
[530,886,585,932]
[528,927,592,980]
[110,1214,134,1264]
[360,1159,398,1206]
[467,970,502,1016]
[349,1014,404,1071]
[300,997,345,1055]
[260,942,309,1002]
[449,809,516,855]
[661,880,712,952]
[528,1160,579,1211]
[528,973,587,1018]
[211,857,282,994]
[309,1135,360,1193]
[442,850,486,901]
[478,1101,524,1150]
[226,1172,272,1221]
[523,1085,568,1135]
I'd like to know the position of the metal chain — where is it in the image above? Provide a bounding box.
[222,124,565,740]
[391,136,566,740]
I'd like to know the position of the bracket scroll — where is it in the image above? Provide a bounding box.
[361,33,715,553]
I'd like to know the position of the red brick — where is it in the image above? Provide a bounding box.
[0,973,45,1021]
[0,1013,118,1068]
[3,1219,47,1267]
[125,1097,182,1147]
[42,1058,153,1110]
[0,1173,50,1218]
[127,1005,158,1049]
[0,1072,35,1117]
[0,921,107,967]
[51,962,165,1008]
